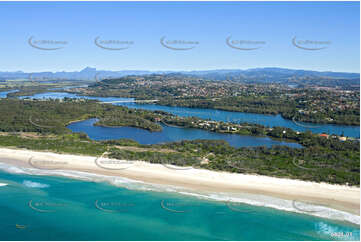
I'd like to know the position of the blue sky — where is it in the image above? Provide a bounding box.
[0,1,359,73]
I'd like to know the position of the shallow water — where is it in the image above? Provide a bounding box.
[0,168,359,241]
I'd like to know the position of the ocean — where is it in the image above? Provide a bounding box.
[0,164,359,241]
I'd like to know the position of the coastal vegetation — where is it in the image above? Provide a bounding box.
[0,132,106,156]
[0,132,358,185]
[105,133,360,185]
[0,98,359,186]
[0,99,162,133]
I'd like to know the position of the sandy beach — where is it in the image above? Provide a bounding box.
[0,147,359,217]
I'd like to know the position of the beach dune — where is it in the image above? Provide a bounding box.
[0,147,359,217]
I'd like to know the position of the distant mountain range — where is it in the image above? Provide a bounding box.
[184,68,360,81]
[0,67,359,84]
[0,67,164,81]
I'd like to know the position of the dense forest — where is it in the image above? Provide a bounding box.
[0,99,162,133]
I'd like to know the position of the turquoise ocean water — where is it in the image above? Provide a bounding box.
[0,166,359,241]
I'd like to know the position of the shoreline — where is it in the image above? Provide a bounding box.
[62,90,361,130]
[148,101,360,127]
[0,147,359,222]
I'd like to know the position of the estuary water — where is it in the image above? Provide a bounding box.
[0,89,18,98]
[19,92,360,138]
[67,118,302,148]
